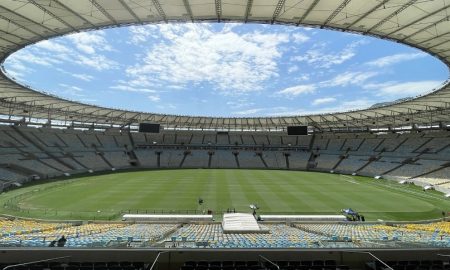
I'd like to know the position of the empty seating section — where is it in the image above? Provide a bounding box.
[103,152,130,168]
[356,138,383,153]
[40,158,71,172]
[96,134,119,149]
[210,151,237,168]
[326,139,345,152]
[145,133,164,144]
[375,137,405,152]
[340,138,362,151]
[312,138,328,150]
[1,219,450,248]
[114,134,131,147]
[78,133,100,148]
[336,156,369,173]
[203,134,216,145]
[183,150,209,168]
[229,134,242,145]
[216,134,229,145]
[57,133,86,150]
[416,136,450,153]
[0,125,449,191]
[134,150,157,167]
[59,157,85,171]
[74,152,109,170]
[394,137,429,154]
[261,152,285,169]
[241,135,255,145]
[190,134,204,144]
[168,224,327,248]
[176,133,192,144]
[253,135,268,145]
[315,154,340,171]
[237,152,265,168]
[281,136,296,146]
[386,159,447,178]
[288,152,309,170]
[163,134,176,144]
[420,166,450,181]
[31,129,65,147]
[267,134,281,145]
[359,157,404,176]
[131,132,147,145]
[0,168,25,182]
[159,150,184,168]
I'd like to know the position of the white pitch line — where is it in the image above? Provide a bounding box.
[340,174,360,184]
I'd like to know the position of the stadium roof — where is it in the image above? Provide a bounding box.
[0,0,450,130]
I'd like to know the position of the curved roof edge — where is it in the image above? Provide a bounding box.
[0,0,450,130]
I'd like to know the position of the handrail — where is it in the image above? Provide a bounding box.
[343,251,393,270]
[2,256,71,270]
[148,251,170,270]
[258,255,280,270]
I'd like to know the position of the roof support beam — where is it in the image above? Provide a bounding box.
[415,28,450,46]
[0,6,57,34]
[90,0,117,24]
[387,5,450,37]
[28,0,78,32]
[244,0,253,23]
[0,14,42,39]
[0,32,21,46]
[365,0,417,33]
[117,0,141,23]
[426,39,450,51]
[215,0,222,22]
[52,0,96,28]
[345,0,389,29]
[151,0,168,23]
[272,0,286,24]
[296,0,320,25]
[324,0,351,26]
[0,27,30,43]
[182,0,194,22]
[402,14,450,43]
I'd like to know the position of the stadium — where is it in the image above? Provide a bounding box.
[1,0,450,269]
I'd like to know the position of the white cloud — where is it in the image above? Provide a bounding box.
[67,31,112,54]
[291,32,310,43]
[148,95,160,102]
[276,84,316,97]
[9,50,62,67]
[110,84,156,93]
[292,40,366,68]
[59,83,83,92]
[367,52,426,67]
[232,108,265,115]
[288,66,299,73]
[35,40,71,53]
[312,97,336,106]
[226,99,255,109]
[75,55,118,71]
[367,80,442,97]
[72,73,94,81]
[125,24,289,94]
[322,71,378,87]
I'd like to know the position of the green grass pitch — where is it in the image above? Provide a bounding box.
[1,169,449,221]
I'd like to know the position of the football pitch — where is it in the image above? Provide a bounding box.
[0,169,449,221]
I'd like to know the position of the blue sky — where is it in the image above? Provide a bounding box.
[3,23,448,117]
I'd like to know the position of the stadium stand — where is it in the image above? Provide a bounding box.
[3,126,450,193]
